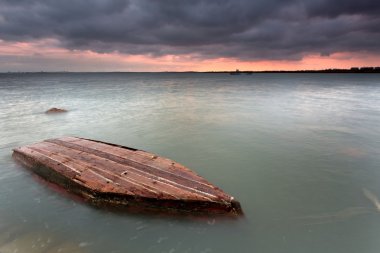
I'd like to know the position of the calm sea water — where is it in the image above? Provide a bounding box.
[0,73,380,253]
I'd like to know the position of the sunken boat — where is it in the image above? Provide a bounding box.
[12,137,242,216]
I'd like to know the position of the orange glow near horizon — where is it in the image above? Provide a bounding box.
[1,39,379,72]
[191,52,380,72]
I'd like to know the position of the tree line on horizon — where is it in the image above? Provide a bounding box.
[221,66,380,74]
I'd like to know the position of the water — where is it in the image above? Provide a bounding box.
[0,73,380,253]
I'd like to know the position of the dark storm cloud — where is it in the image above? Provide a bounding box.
[304,0,380,17]
[0,0,379,60]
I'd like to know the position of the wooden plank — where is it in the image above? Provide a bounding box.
[30,142,211,201]
[12,137,243,216]
[47,138,227,199]
[59,136,205,180]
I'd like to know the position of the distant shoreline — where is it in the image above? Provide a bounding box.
[218,67,380,74]
[211,66,380,74]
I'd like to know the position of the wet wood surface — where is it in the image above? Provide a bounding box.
[12,137,242,216]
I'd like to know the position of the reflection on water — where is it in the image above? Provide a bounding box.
[0,224,89,253]
[293,189,380,226]
[363,188,380,211]
[0,73,380,253]
[340,147,367,158]
[292,207,373,226]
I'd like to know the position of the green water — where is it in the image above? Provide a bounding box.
[0,73,380,253]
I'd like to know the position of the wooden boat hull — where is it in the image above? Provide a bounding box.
[12,137,242,216]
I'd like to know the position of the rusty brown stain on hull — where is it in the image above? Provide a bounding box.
[12,137,242,216]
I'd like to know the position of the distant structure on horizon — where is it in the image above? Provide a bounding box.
[230,69,241,75]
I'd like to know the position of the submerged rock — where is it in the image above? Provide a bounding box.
[45,108,67,114]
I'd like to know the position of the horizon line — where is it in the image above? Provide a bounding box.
[1,66,380,74]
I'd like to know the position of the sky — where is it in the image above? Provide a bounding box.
[0,0,379,72]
